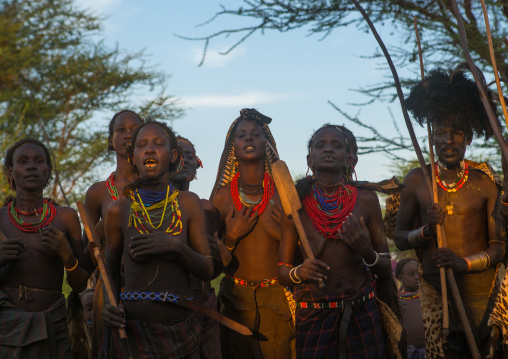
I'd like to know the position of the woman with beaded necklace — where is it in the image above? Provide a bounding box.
[210,108,294,359]
[278,124,393,359]
[82,109,144,358]
[100,120,213,358]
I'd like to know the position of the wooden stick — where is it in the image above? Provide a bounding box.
[348,1,479,356]
[450,0,508,162]
[76,201,128,340]
[414,16,450,338]
[479,0,508,132]
[272,160,325,289]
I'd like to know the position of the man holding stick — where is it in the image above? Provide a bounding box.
[394,66,506,358]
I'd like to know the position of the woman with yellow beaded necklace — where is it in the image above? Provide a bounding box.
[100,120,213,358]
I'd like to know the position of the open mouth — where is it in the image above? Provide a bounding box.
[124,142,131,147]
[322,156,335,160]
[144,159,158,168]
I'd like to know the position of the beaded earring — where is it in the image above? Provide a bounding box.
[7,176,14,191]
[176,156,184,172]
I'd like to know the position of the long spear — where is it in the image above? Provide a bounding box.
[348,0,479,356]
[413,17,449,338]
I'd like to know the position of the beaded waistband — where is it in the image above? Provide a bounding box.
[296,290,375,310]
[225,274,278,288]
[120,291,193,304]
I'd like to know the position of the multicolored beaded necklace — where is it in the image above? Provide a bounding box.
[106,172,120,201]
[8,198,57,233]
[398,291,420,300]
[435,160,468,215]
[303,183,358,239]
[128,184,182,235]
[230,172,274,216]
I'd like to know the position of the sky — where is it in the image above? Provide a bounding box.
[75,0,428,199]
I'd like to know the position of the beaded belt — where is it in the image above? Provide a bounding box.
[296,290,375,309]
[120,291,193,304]
[225,274,278,288]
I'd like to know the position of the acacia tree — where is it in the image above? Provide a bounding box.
[188,0,507,168]
[0,0,184,203]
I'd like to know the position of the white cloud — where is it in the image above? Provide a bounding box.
[191,47,247,68]
[181,91,305,108]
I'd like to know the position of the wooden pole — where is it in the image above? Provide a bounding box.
[414,16,450,338]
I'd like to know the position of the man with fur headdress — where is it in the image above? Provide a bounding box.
[210,109,295,359]
[394,65,506,358]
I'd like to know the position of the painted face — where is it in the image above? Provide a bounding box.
[132,124,177,181]
[307,127,347,174]
[432,120,471,167]
[9,143,50,192]
[234,120,266,162]
[172,139,198,183]
[109,113,143,156]
[398,260,419,292]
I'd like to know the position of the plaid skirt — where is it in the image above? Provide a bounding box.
[99,313,201,359]
[294,282,386,359]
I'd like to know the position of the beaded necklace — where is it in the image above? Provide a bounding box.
[435,160,468,215]
[398,291,420,300]
[106,172,119,201]
[128,184,182,235]
[8,198,57,233]
[303,182,358,239]
[230,172,274,216]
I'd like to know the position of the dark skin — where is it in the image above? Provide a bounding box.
[0,143,87,312]
[394,120,506,359]
[103,124,213,327]
[212,119,282,282]
[398,260,419,292]
[279,127,391,292]
[82,113,142,272]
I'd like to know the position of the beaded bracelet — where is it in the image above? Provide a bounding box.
[65,259,79,272]
[278,262,294,269]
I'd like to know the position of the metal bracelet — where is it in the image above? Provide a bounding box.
[464,251,490,272]
[407,226,431,248]
[363,251,380,267]
[289,266,302,284]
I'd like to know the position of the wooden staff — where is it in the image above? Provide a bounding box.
[349,0,479,356]
[414,16,450,338]
[271,160,325,289]
[76,201,128,340]
[478,0,508,131]
[450,0,508,161]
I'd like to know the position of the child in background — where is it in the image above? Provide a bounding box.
[396,258,425,359]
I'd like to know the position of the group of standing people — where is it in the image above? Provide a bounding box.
[0,62,507,359]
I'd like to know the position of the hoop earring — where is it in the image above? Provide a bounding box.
[306,166,314,180]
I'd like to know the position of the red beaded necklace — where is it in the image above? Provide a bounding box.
[435,161,469,193]
[8,198,57,233]
[106,172,119,200]
[230,172,274,216]
[303,183,358,239]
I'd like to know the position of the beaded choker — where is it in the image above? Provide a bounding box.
[303,183,358,239]
[398,291,420,300]
[8,198,57,233]
[128,184,182,235]
[106,172,119,201]
[230,172,274,216]
[435,160,468,193]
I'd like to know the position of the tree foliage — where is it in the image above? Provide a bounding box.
[0,0,184,203]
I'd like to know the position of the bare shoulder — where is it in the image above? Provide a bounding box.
[469,169,499,192]
[56,206,79,222]
[201,199,218,212]
[106,197,129,217]
[356,187,381,207]
[403,167,426,185]
[178,190,201,206]
[85,180,107,201]
[212,184,231,212]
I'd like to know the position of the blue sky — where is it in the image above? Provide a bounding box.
[76,0,428,199]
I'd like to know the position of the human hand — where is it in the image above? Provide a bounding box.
[270,203,282,224]
[210,232,232,267]
[433,247,468,272]
[0,238,24,267]
[224,206,259,246]
[425,203,445,236]
[41,225,73,261]
[297,258,330,283]
[129,231,183,259]
[102,303,126,328]
[338,214,373,258]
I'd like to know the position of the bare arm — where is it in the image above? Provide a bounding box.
[104,200,125,303]
[82,183,104,274]
[485,182,506,266]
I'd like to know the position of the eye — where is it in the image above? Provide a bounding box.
[116,127,125,133]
